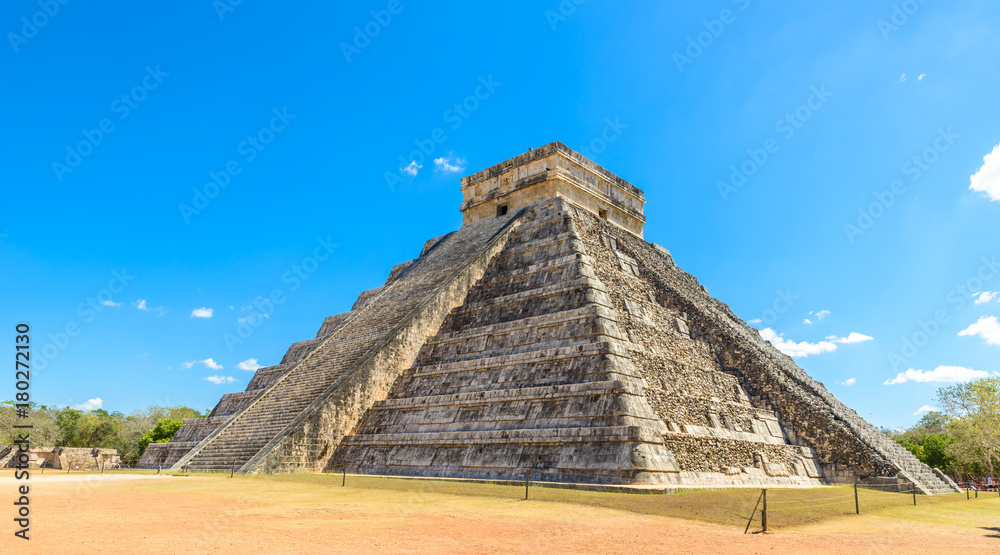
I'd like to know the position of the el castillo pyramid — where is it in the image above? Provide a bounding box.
[139,142,961,493]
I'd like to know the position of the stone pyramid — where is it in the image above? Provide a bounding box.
[139,142,960,493]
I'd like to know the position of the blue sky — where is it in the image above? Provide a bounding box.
[2,1,998,427]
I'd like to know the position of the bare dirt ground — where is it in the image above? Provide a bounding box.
[5,471,999,554]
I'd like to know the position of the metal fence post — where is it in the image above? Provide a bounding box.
[342,467,346,487]
[761,489,768,532]
[525,469,531,500]
[912,489,916,506]
[230,459,236,478]
[854,483,859,514]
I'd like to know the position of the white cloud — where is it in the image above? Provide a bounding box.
[401,161,422,177]
[841,378,856,387]
[913,404,937,415]
[958,315,1000,346]
[827,332,874,344]
[203,376,238,385]
[237,313,270,324]
[975,292,998,305]
[100,299,121,307]
[190,307,214,318]
[183,358,223,370]
[134,299,165,315]
[433,155,466,173]
[759,328,838,357]
[747,318,762,324]
[918,73,927,80]
[899,73,907,82]
[759,328,872,357]
[884,365,995,385]
[803,310,830,325]
[73,397,103,411]
[237,358,261,371]
[970,143,1000,202]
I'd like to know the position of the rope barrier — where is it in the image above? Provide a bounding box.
[766,494,854,504]
[767,499,855,512]
[856,489,916,497]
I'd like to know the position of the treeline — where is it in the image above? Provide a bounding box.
[887,377,999,480]
[0,402,206,466]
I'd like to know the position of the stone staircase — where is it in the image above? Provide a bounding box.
[886,442,961,494]
[171,211,522,472]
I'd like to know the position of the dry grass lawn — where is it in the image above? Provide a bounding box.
[5,469,999,553]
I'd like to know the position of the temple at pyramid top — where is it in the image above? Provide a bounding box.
[460,141,646,237]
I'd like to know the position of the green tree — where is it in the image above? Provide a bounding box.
[888,411,956,471]
[138,418,184,455]
[55,408,84,445]
[0,402,62,446]
[937,377,1000,480]
[2,401,205,466]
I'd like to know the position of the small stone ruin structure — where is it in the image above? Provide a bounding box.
[138,142,960,493]
[1,446,120,470]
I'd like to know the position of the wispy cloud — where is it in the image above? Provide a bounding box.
[975,291,998,305]
[135,299,166,316]
[433,155,466,173]
[759,328,835,357]
[190,307,214,318]
[183,358,223,370]
[970,143,1000,202]
[827,332,874,344]
[99,299,121,307]
[918,73,926,81]
[958,315,1000,346]
[841,378,856,387]
[885,365,995,385]
[899,73,907,82]
[747,318,763,324]
[913,404,937,415]
[759,328,872,358]
[238,313,270,324]
[237,358,261,371]
[401,160,422,177]
[803,310,830,325]
[73,397,103,411]
[203,375,238,385]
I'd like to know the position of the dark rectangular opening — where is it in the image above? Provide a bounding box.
[598,209,608,220]
[496,204,509,217]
